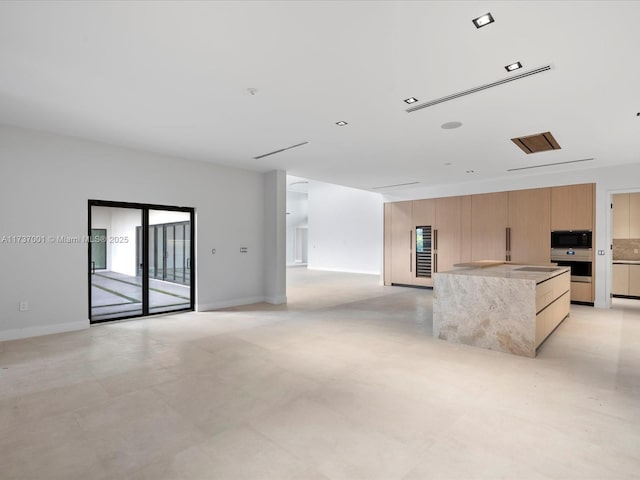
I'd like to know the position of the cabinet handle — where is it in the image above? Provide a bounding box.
[506,227,511,261]
[434,229,438,251]
[410,252,412,273]
[433,252,438,273]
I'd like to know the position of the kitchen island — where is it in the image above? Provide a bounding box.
[433,263,570,357]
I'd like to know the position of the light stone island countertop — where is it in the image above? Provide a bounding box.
[613,260,640,264]
[447,263,569,283]
[433,263,571,357]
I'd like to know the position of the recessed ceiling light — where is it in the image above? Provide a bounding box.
[336,121,348,126]
[444,162,452,166]
[472,12,494,28]
[505,61,523,72]
[404,97,418,104]
[441,121,463,129]
[466,170,475,174]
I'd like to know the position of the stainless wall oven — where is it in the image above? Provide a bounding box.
[550,248,592,283]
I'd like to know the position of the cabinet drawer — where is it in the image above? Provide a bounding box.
[536,272,570,312]
[571,282,592,302]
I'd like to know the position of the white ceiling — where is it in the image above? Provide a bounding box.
[1,1,639,194]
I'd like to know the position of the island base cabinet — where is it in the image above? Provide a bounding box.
[536,291,570,348]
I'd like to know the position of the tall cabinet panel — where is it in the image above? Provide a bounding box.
[460,195,473,263]
[435,196,462,273]
[508,188,551,264]
[412,199,436,286]
[630,193,640,238]
[550,183,594,230]
[389,201,413,285]
[471,192,508,262]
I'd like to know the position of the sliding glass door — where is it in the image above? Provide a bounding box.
[89,200,195,323]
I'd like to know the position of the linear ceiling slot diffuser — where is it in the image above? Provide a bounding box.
[507,158,594,172]
[253,141,309,159]
[406,65,552,113]
[372,181,420,190]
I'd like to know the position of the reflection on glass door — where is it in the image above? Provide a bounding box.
[148,211,191,314]
[90,206,144,321]
[89,201,194,323]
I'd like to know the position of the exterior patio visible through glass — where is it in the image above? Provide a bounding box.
[90,205,191,322]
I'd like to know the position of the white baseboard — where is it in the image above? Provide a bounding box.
[196,296,270,311]
[265,295,287,305]
[0,320,89,342]
[307,266,381,276]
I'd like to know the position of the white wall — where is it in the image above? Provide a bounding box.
[0,125,284,340]
[109,207,141,276]
[381,162,640,309]
[286,190,308,265]
[307,180,383,275]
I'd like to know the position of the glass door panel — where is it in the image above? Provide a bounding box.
[90,205,143,321]
[148,210,191,314]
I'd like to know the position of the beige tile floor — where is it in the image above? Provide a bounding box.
[1,268,639,479]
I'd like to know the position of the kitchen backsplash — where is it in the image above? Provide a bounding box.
[613,239,640,260]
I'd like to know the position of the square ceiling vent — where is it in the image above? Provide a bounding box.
[511,131,561,154]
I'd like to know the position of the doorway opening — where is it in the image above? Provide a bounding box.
[88,200,195,323]
[611,191,640,308]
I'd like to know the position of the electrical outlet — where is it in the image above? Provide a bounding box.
[597,250,605,255]
[635,249,639,254]
[19,301,29,312]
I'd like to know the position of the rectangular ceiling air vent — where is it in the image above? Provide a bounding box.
[511,131,561,154]
[253,141,309,159]
[406,65,551,112]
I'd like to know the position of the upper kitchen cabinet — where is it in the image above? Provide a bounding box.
[508,188,551,264]
[613,192,640,239]
[612,193,630,239]
[388,201,413,286]
[550,183,595,231]
[435,196,462,273]
[471,192,508,262]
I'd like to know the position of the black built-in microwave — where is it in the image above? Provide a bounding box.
[550,230,592,249]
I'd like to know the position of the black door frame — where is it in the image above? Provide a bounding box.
[88,199,195,324]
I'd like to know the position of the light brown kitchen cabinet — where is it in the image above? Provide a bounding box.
[613,263,630,295]
[571,282,593,303]
[550,183,594,231]
[389,201,413,285]
[412,199,436,286]
[435,196,462,273]
[629,265,640,296]
[460,195,472,263]
[630,193,640,238]
[471,192,508,261]
[612,193,630,239]
[612,263,640,297]
[508,188,551,264]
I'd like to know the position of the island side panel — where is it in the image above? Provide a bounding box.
[433,273,537,357]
